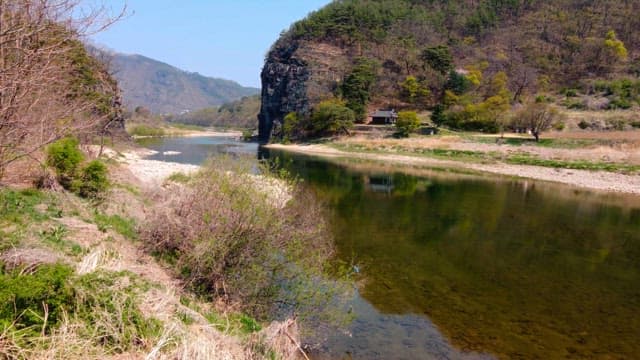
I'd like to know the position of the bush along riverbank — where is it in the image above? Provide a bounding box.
[0,139,353,359]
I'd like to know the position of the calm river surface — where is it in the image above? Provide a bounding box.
[139,136,640,360]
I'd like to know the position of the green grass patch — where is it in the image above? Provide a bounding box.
[204,311,262,336]
[39,225,84,256]
[166,172,191,184]
[469,136,600,149]
[506,154,640,173]
[114,183,141,196]
[332,142,640,174]
[0,189,59,224]
[168,123,207,131]
[0,265,162,353]
[93,212,138,240]
[333,143,493,162]
[0,189,62,250]
[127,125,166,137]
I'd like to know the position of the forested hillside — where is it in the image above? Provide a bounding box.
[105,52,260,114]
[259,0,640,141]
[166,95,260,129]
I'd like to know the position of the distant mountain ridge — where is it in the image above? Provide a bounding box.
[103,50,259,114]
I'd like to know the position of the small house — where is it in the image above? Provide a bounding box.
[369,109,398,125]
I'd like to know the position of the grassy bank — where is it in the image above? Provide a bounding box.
[331,140,640,174]
[0,147,346,358]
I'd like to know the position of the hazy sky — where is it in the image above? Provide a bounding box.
[91,0,331,88]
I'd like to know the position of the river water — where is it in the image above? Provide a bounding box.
[139,136,640,360]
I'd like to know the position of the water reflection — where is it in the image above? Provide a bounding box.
[268,150,640,359]
[136,138,640,359]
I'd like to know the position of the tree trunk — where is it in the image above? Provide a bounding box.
[533,131,540,142]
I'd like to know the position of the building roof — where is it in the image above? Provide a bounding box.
[370,110,398,118]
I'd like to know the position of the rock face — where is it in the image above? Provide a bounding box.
[258,40,347,142]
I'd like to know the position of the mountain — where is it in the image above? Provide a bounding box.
[105,51,260,114]
[259,0,640,142]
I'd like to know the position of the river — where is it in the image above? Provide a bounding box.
[139,136,640,360]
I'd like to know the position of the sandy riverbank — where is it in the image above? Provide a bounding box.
[265,143,640,195]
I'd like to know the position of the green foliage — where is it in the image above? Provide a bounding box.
[46,138,109,199]
[591,79,640,109]
[282,112,303,142]
[0,189,54,225]
[127,125,166,137]
[603,30,628,61]
[445,71,472,96]
[395,111,421,137]
[400,76,430,105]
[421,45,454,75]
[75,160,109,199]
[242,129,255,141]
[67,40,115,116]
[311,100,356,136]
[341,58,378,121]
[93,212,138,240]
[166,172,192,184]
[39,225,83,256]
[274,0,640,120]
[46,138,85,187]
[431,104,447,127]
[169,95,261,129]
[0,264,75,336]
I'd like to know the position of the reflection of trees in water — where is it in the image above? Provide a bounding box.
[274,152,640,359]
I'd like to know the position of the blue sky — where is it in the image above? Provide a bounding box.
[91,0,331,87]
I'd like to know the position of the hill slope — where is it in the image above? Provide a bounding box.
[259,0,640,142]
[107,52,260,114]
[167,95,260,129]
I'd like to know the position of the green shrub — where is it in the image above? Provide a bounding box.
[311,100,355,136]
[242,129,254,141]
[607,98,633,110]
[46,138,85,187]
[0,264,75,336]
[282,112,303,142]
[631,121,640,128]
[395,111,421,136]
[46,139,109,199]
[75,160,109,199]
[430,104,447,127]
[127,125,166,137]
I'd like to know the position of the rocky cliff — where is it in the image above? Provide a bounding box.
[258,40,347,142]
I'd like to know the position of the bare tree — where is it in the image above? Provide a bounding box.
[513,101,564,142]
[0,0,125,179]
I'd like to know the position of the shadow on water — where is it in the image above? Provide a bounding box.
[264,148,640,360]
